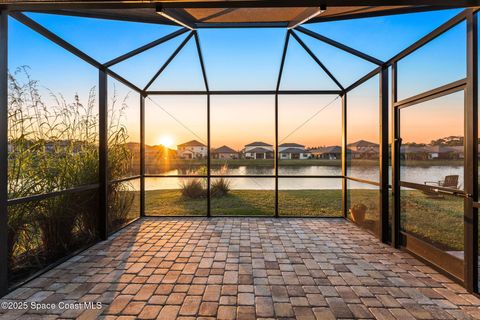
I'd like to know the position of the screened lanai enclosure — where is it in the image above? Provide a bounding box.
[0,0,479,299]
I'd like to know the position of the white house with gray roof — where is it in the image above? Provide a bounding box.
[244,141,274,159]
[279,143,310,160]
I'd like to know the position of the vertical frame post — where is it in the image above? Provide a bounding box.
[0,11,8,296]
[140,94,145,217]
[379,67,389,243]
[275,31,290,218]
[193,31,210,218]
[391,62,401,248]
[342,93,348,218]
[465,9,478,293]
[275,94,279,218]
[207,93,211,217]
[99,69,108,240]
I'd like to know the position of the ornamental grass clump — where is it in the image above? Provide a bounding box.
[211,165,231,197]
[7,67,136,282]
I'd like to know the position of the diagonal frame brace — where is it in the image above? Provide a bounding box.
[143,31,195,91]
[104,28,190,67]
[295,26,384,66]
[193,30,209,92]
[276,31,290,92]
[290,30,345,92]
[10,12,143,93]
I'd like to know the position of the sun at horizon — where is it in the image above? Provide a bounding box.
[158,135,175,149]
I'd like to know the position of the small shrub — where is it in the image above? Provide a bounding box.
[180,178,206,199]
[211,177,231,197]
[211,164,231,198]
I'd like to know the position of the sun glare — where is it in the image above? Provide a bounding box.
[158,135,174,148]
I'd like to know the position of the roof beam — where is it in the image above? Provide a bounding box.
[276,31,290,92]
[308,5,456,24]
[287,7,324,29]
[290,30,345,91]
[295,26,384,66]
[156,6,196,29]
[193,30,209,92]
[105,28,189,67]
[386,9,469,65]
[9,12,143,93]
[345,66,381,93]
[144,31,194,91]
[10,12,102,68]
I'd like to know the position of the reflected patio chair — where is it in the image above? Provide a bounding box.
[423,175,459,198]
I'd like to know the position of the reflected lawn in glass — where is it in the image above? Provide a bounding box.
[347,188,380,236]
[346,187,464,252]
[401,189,463,252]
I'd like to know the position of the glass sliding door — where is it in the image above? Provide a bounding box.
[398,91,466,281]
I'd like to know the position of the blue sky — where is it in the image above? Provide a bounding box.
[9,9,464,93]
[7,8,468,146]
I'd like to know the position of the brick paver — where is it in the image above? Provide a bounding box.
[0,217,479,319]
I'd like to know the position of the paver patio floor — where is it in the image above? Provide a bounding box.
[1,217,480,319]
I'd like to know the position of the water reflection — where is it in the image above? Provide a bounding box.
[138,165,463,190]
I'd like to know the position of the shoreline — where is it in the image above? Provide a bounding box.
[141,158,465,171]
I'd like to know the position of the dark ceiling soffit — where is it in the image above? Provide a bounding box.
[195,21,289,28]
[155,1,475,8]
[159,6,197,29]
[14,5,455,29]
[22,9,177,25]
[2,3,473,27]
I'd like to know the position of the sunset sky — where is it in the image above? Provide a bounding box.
[8,9,466,149]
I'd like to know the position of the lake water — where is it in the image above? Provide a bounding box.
[139,165,464,191]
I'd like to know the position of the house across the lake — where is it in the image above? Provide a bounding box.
[310,146,342,160]
[279,143,310,160]
[212,145,238,159]
[401,144,465,160]
[177,140,207,159]
[244,141,274,159]
[347,140,379,159]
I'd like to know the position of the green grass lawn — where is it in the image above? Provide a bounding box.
[143,188,465,252]
[145,189,343,217]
